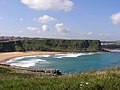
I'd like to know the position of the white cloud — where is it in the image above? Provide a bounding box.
[87,32,93,35]
[18,31,23,33]
[27,27,38,31]
[99,33,104,36]
[19,18,23,21]
[41,25,50,32]
[35,15,56,23]
[55,23,69,34]
[21,0,74,12]
[105,33,110,36]
[99,33,111,36]
[110,12,120,24]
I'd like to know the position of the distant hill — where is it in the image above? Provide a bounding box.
[101,41,120,50]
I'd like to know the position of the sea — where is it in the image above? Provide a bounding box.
[6,51,120,74]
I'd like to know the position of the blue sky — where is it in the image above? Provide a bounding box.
[0,0,120,41]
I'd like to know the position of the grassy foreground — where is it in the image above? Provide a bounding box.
[0,64,120,90]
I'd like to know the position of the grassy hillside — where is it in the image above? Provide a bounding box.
[0,64,119,90]
[0,39,101,52]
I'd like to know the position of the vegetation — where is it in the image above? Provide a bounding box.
[0,64,120,90]
[0,39,101,52]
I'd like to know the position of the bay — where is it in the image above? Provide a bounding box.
[7,52,120,74]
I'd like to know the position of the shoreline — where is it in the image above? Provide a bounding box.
[0,51,66,63]
[0,51,120,75]
[0,51,110,64]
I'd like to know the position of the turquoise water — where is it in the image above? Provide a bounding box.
[7,52,120,74]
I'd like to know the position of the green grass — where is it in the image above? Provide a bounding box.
[0,65,120,90]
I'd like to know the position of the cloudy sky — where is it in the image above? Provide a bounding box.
[0,0,120,41]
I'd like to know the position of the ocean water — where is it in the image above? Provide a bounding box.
[6,52,120,74]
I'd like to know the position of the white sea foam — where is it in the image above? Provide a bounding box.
[54,53,98,58]
[7,54,51,63]
[9,59,48,67]
[6,57,25,63]
[6,54,51,67]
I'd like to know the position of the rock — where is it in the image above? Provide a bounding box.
[28,69,62,75]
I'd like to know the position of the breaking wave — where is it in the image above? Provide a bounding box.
[7,55,50,63]
[54,53,99,58]
[8,59,48,67]
[6,55,51,67]
[6,53,100,67]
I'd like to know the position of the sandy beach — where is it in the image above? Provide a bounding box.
[0,51,65,63]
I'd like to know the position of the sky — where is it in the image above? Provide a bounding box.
[0,0,120,41]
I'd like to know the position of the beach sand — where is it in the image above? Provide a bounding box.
[0,51,65,63]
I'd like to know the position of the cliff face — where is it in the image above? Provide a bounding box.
[0,39,101,52]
